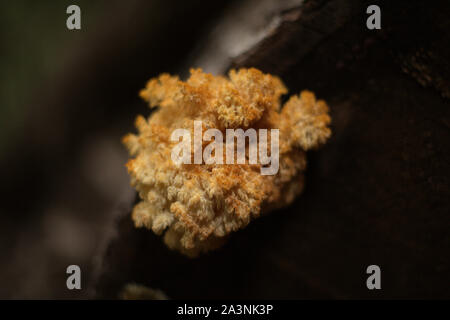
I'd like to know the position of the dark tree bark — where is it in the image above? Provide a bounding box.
[91,0,450,299]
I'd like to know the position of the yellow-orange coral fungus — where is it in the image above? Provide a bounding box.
[123,68,331,257]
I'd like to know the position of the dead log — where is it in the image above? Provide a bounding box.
[91,0,450,299]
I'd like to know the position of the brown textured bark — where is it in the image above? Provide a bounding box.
[92,0,450,299]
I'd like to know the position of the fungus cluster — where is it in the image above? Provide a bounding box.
[123,68,331,256]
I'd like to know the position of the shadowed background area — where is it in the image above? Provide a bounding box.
[0,0,449,299]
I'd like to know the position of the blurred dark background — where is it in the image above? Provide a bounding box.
[1,0,449,299]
